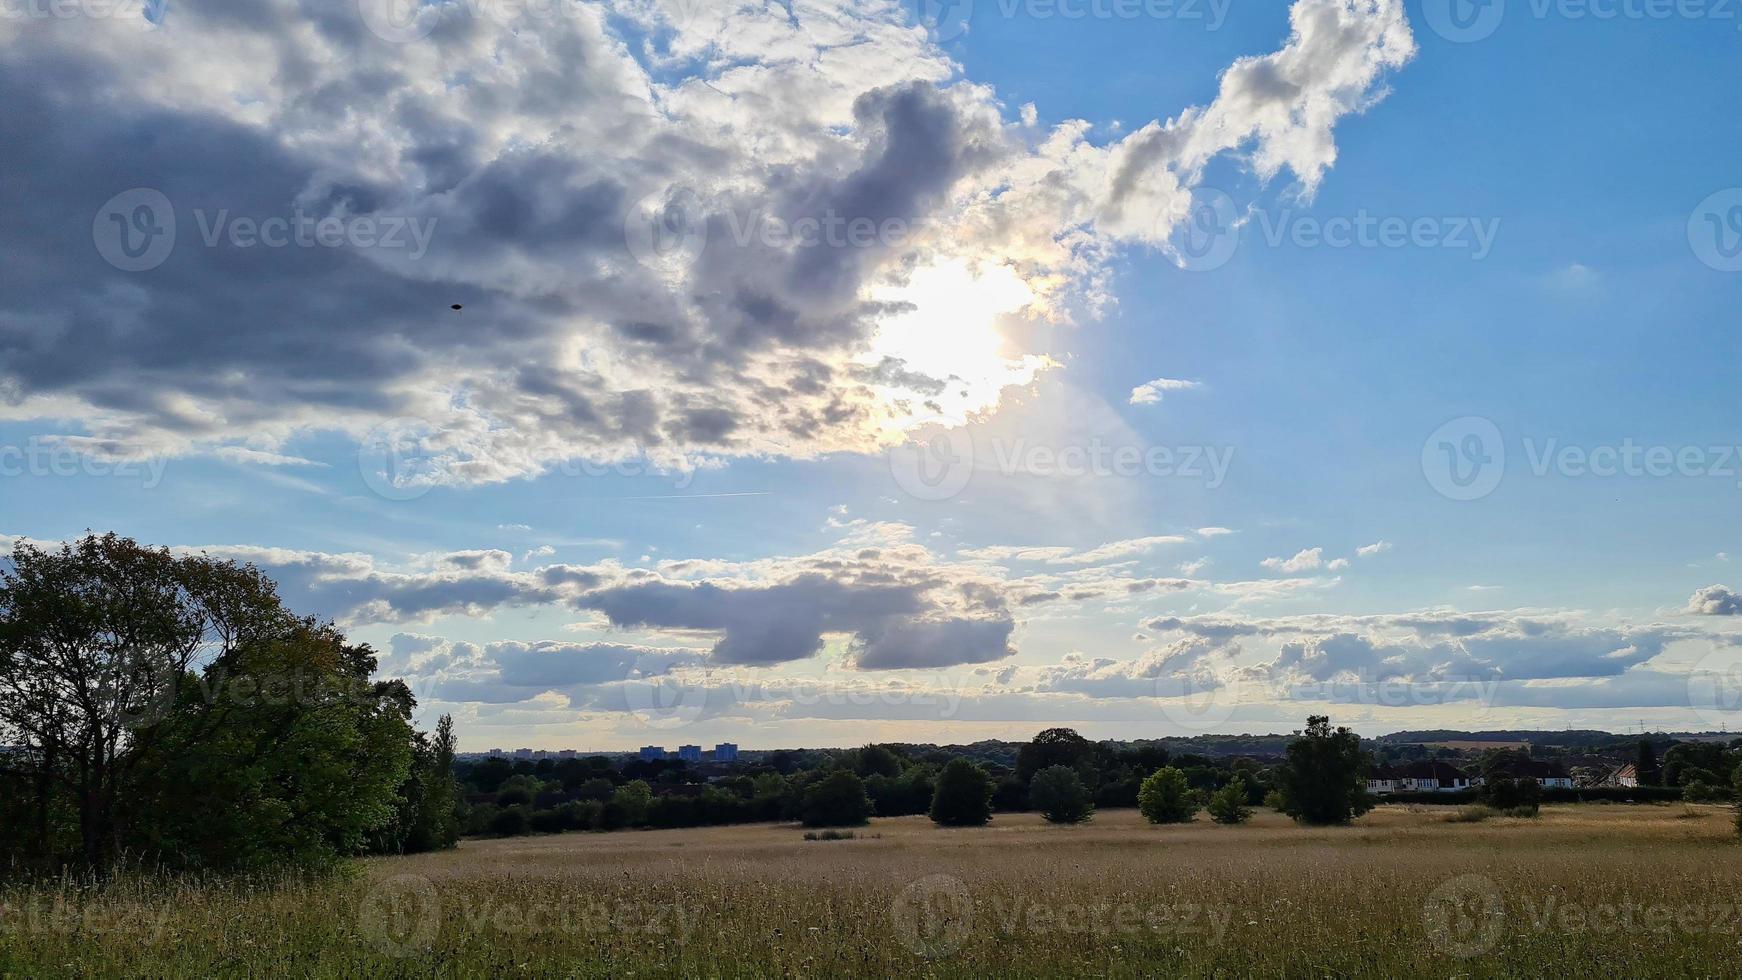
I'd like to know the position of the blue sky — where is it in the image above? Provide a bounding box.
[2,0,1739,749]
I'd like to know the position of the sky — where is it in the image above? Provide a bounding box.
[2,0,1740,751]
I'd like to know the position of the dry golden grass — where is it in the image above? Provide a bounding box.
[4,804,1740,977]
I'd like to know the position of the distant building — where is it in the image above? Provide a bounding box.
[1491,759,1574,789]
[488,748,504,757]
[1608,763,1639,787]
[677,744,702,762]
[558,749,577,758]
[714,742,739,763]
[513,748,533,759]
[639,745,668,761]
[1367,761,1472,794]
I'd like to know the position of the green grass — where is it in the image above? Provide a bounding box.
[3,804,1739,977]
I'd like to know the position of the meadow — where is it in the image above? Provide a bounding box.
[3,804,1740,977]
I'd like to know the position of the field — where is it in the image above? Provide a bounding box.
[4,805,1741,977]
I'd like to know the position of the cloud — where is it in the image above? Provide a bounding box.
[1261,547,1325,574]
[1356,540,1392,557]
[1687,585,1742,616]
[1128,377,1203,406]
[1,0,1414,482]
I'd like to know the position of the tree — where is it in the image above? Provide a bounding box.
[1029,765,1093,824]
[1138,767,1195,824]
[0,533,286,866]
[1274,716,1373,826]
[853,744,904,778]
[929,758,995,827]
[1481,775,1541,816]
[1207,776,1252,825]
[802,770,872,827]
[1017,727,1094,783]
[1635,740,1662,787]
[123,621,415,871]
[613,780,654,824]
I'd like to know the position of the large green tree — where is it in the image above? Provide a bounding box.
[802,770,873,827]
[929,758,995,827]
[1137,766,1195,824]
[0,533,442,872]
[1275,716,1373,826]
[1029,765,1093,824]
[1016,727,1094,783]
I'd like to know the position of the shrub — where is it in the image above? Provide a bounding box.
[1684,781,1727,804]
[528,808,567,834]
[929,758,996,827]
[803,770,873,827]
[1443,805,1498,823]
[1481,775,1541,816]
[803,829,856,841]
[1207,776,1252,825]
[488,806,531,837]
[1030,765,1094,824]
[1263,790,1287,811]
[1138,767,1195,824]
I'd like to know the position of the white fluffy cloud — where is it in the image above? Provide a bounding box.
[1128,377,1203,406]
[1687,584,1742,616]
[1,0,1415,484]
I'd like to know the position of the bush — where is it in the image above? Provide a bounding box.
[1263,790,1287,811]
[1207,776,1252,825]
[1030,765,1094,824]
[803,829,856,841]
[1138,767,1195,824]
[929,758,996,827]
[528,808,567,834]
[1684,781,1728,804]
[1443,805,1498,823]
[488,806,531,837]
[1481,775,1542,816]
[803,770,873,827]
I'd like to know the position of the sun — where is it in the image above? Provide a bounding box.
[866,258,1048,427]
